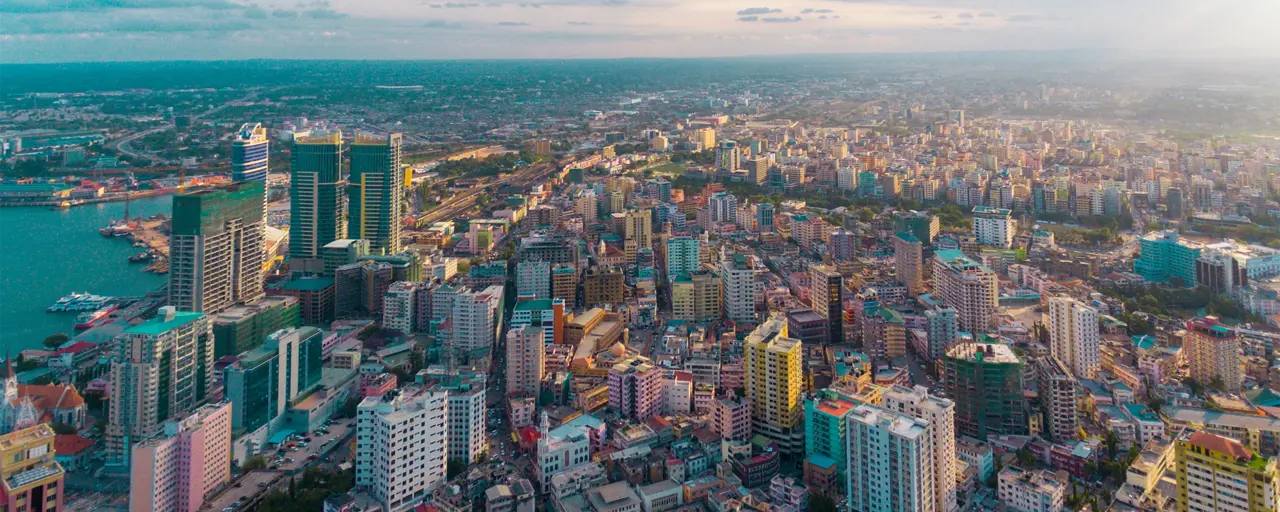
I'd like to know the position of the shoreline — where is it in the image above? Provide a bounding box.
[0,188,177,208]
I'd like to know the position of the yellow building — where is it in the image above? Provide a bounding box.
[0,424,65,512]
[623,209,652,264]
[744,315,804,455]
[671,270,722,323]
[692,128,716,151]
[1175,431,1279,512]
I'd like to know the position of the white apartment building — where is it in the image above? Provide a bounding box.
[846,404,936,512]
[972,205,1015,248]
[1047,296,1100,379]
[932,250,998,333]
[446,382,487,464]
[662,370,693,415]
[536,415,592,492]
[356,388,449,511]
[506,325,545,397]
[1035,357,1079,442]
[709,192,738,223]
[516,260,552,299]
[721,253,763,325]
[882,385,956,512]
[837,167,857,191]
[449,285,504,352]
[997,466,1066,512]
[382,281,421,334]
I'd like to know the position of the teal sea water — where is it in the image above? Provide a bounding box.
[0,196,170,352]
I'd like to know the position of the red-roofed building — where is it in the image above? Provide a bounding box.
[517,425,541,454]
[54,434,95,470]
[49,341,103,372]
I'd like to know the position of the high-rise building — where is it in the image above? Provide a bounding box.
[1134,230,1201,286]
[1185,316,1243,392]
[608,355,663,421]
[222,326,323,434]
[894,232,924,297]
[997,466,1067,512]
[746,157,769,184]
[447,285,505,353]
[1034,357,1078,442]
[711,395,752,441]
[506,326,545,397]
[809,264,844,345]
[428,371,487,464]
[0,424,64,512]
[846,404,936,512]
[347,133,404,255]
[583,267,624,306]
[972,205,1016,248]
[1047,296,1099,379]
[130,402,232,512]
[231,122,269,183]
[804,389,858,486]
[932,250,998,333]
[692,127,716,150]
[893,210,940,246]
[382,281,423,335]
[883,385,957,512]
[925,307,958,361]
[722,254,762,325]
[510,297,564,346]
[744,316,803,455]
[708,192,737,223]
[357,388,448,511]
[107,306,214,461]
[1175,431,1278,512]
[168,181,266,315]
[320,238,370,276]
[756,203,775,233]
[671,270,722,323]
[943,343,1027,439]
[716,140,739,172]
[666,236,701,278]
[829,229,858,262]
[516,260,552,300]
[290,132,345,266]
[552,265,578,309]
[624,210,652,264]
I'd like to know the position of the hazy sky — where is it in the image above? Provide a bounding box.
[2,0,1278,63]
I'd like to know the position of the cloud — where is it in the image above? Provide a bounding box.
[302,8,347,19]
[520,2,542,6]
[1005,14,1043,22]
[422,19,465,29]
[957,12,973,19]
[978,11,996,17]
[737,16,758,22]
[930,14,942,19]
[435,2,480,7]
[762,16,801,22]
[801,8,832,14]
[0,0,246,13]
[736,7,781,15]
[566,21,592,25]
[243,6,267,18]
[271,9,297,17]
[496,21,529,26]
[111,18,253,33]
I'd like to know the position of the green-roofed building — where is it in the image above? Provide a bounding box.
[893,210,940,246]
[1134,230,1200,286]
[211,295,302,358]
[106,306,214,461]
[278,276,336,326]
[169,181,266,315]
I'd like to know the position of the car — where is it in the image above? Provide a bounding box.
[258,482,269,488]
[308,454,318,460]
[234,482,242,488]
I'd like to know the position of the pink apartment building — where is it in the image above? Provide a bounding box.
[130,401,232,512]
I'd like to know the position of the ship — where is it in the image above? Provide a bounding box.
[74,304,119,330]
[47,292,89,311]
[129,251,155,263]
[47,293,114,312]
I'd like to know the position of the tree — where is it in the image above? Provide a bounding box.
[447,459,467,479]
[808,491,837,512]
[1016,448,1037,467]
[242,455,268,471]
[1105,430,1119,459]
[43,333,69,349]
[288,476,297,499]
[337,396,361,419]
[49,422,77,435]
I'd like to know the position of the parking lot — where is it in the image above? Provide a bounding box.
[271,420,354,473]
[203,470,282,511]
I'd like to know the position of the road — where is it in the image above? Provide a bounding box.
[112,90,271,163]
[202,470,283,511]
[416,161,558,225]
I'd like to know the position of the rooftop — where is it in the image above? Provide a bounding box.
[124,309,205,336]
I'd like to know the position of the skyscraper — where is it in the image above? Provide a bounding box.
[1185,316,1243,392]
[804,389,858,487]
[883,385,957,512]
[222,326,322,434]
[357,388,449,511]
[130,402,232,512]
[744,315,803,455]
[666,236,701,278]
[516,260,552,299]
[506,326,545,397]
[722,253,762,325]
[892,210,940,246]
[756,202,775,233]
[716,140,739,172]
[623,209,652,264]
[846,404,936,512]
[972,205,1015,248]
[809,264,844,345]
[107,306,214,461]
[1034,357,1078,442]
[348,133,404,255]
[942,343,1027,439]
[894,231,924,297]
[231,122,269,183]
[1047,296,1100,379]
[932,250,998,333]
[168,181,266,315]
[290,132,345,267]
[925,307,959,361]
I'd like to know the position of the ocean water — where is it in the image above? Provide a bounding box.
[0,195,171,351]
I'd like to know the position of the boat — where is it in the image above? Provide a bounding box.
[129,251,154,263]
[47,293,114,312]
[51,201,70,210]
[74,304,119,329]
[47,292,89,312]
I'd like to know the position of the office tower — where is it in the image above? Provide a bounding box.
[320,238,370,276]
[666,236,701,277]
[428,372,487,465]
[357,388,449,511]
[231,122,269,183]
[608,355,663,421]
[1166,188,1185,219]
[932,250,998,333]
[717,140,740,172]
[1185,316,1243,392]
[972,205,1015,248]
[1034,357,1078,442]
[744,316,803,454]
[290,132,345,266]
[804,389,858,486]
[1134,230,1201,286]
[809,264,844,345]
[997,466,1067,512]
[925,307,958,361]
[448,285,504,353]
[583,267,624,306]
[1175,431,1279,512]
[130,402,232,512]
[708,192,737,223]
[756,202,775,233]
[506,326,545,397]
[846,404,935,512]
[382,281,422,335]
[883,385,957,512]
[107,306,214,461]
[711,395,752,441]
[746,157,769,184]
[893,210,940,246]
[608,190,625,215]
[1047,296,1100,379]
[510,297,564,345]
[671,270,722,323]
[0,424,64,512]
[942,343,1027,438]
[168,181,266,315]
[222,326,322,433]
[722,254,762,325]
[516,260,552,300]
[347,133,403,255]
[623,209,652,264]
[829,229,858,262]
[552,265,577,309]
[894,232,924,297]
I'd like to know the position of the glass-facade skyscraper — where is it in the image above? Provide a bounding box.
[290,132,345,267]
[348,133,403,255]
[231,122,269,182]
[169,181,266,315]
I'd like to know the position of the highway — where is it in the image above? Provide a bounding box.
[111,90,271,163]
[415,161,559,226]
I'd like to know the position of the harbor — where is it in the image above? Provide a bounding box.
[98,196,172,274]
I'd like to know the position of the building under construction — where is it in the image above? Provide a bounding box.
[941,342,1028,439]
